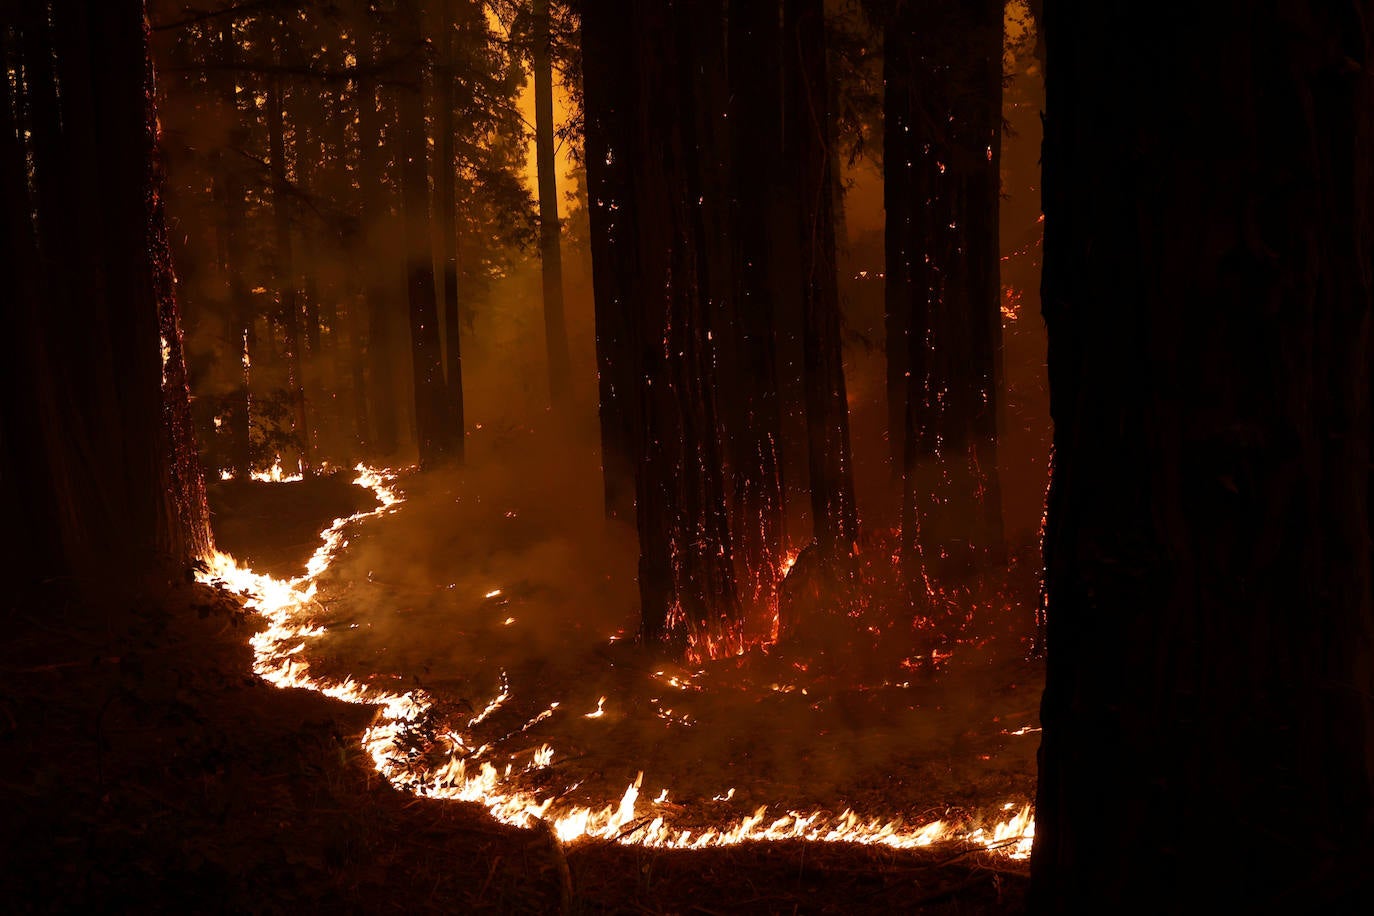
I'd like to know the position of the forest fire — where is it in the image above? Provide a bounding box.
[199,467,1034,860]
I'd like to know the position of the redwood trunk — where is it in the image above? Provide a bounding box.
[1032,2,1374,908]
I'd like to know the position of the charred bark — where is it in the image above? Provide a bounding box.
[889,0,1005,588]
[725,0,787,609]
[581,0,638,520]
[1032,1,1374,908]
[783,0,858,568]
[583,0,739,651]
[397,0,452,467]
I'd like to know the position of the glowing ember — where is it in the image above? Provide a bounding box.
[196,465,1036,860]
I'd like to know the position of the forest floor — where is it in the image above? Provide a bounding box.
[0,473,1030,914]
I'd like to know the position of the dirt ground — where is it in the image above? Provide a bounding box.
[0,475,1030,913]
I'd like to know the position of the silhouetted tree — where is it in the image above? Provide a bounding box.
[1,0,212,582]
[1032,1,1374,908]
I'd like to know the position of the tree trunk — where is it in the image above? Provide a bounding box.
[217,20,252,478]
[583,1,739,652]
[783,0,857,568]
[533,0,571,406]
[890,1,1005,588]
[267,71,311,472]
[356,69,399,456]
[436,0,466,460]
[1032,2,1374,909]
[726,0,787,611]
[3,0,212,581]
[397,0,452,467]
[581,0,639,520]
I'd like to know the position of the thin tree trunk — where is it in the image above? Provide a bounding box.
[581,0,638,520]
[267,71,311,472]
[357,70,399,455]
[398,0,451,466]
[784,0,857,567]
[436,0,466,459]
[533,0,570,406]
[217,20,252,477]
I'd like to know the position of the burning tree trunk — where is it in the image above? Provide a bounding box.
[1032,2,1374,908]
[581,0,638,521]
[888,1,1005,589]
[2,0,212,580]
[266,71,312,472]
[583,1,739,651]
[783,0,858,569]
[435,0,466,460]
[725,0,787,609]
[533,0,571,407]
[397,0,453,467]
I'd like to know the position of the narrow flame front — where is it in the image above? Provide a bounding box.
[197,465,1035,860]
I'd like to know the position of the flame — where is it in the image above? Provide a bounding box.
[197,465,1036,860]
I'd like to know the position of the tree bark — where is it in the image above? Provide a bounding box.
[217,20,253,478]
[435,0,466,460]
[783,0,857,567]
[267,70,311,472]
[889,0,1005,588]
[356,67,400,455]
[581,0,639,520]
[726,0,787,610]
[1032,1,1374,908]
[3,0,212,580]
[533,0,571,407]
[397,0,452,467]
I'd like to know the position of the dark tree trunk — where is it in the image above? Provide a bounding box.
[2,0,212,581]
[1032,2,1374,909]
[217,20,252,478]
[881,17,908,478]
[783,0,857,567]
[435,0,466,460]
[725,0,787,611]
[889,1,1005,588]
[533,0,571,406]
[397,0,452,467]
[267,71,311,472]
[357,70,399,455]
[583,1,739,652]
[581,0,639,521]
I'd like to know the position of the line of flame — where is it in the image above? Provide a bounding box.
[197,465,1035,859]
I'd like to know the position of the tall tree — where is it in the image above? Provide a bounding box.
[2,0,212,581]
[783,0,858,568]
[888,1,1005,589]
[583,0,739,652]
[435,0,467,460]
[216,19,253,477]
[533,0,571,405]
[396,0,453,466]
[1032,1,1374,908]
[725,0,787,608]
[266,68,312,471]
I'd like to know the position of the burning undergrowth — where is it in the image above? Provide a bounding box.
[199,438,1039,862]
